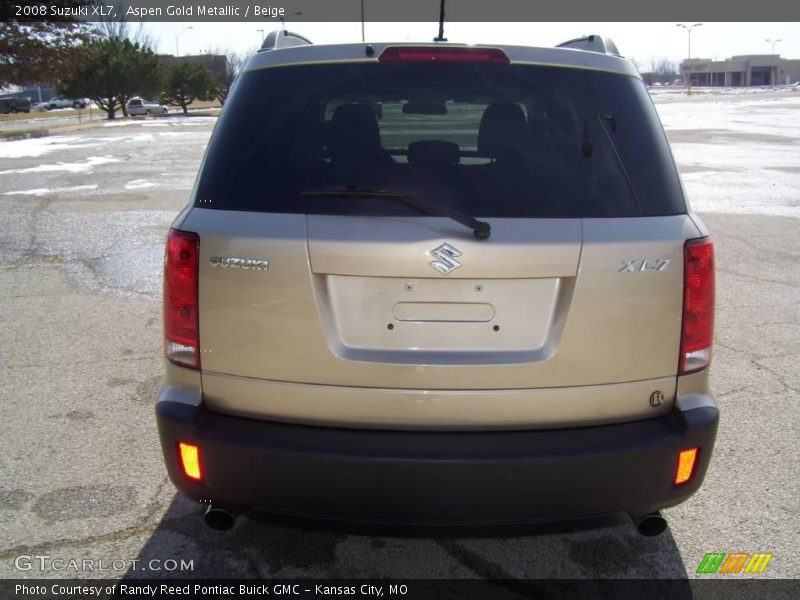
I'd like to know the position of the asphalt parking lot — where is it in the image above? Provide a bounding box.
[0,92,798,582]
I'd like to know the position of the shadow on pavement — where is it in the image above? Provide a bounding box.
[123,493,692,587]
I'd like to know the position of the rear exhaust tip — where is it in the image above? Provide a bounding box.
[636,512,668,537]
[204,505,236,531]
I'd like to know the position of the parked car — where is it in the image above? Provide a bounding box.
[11,98,31,113]
[156,32,718,536]
[127,98,168,116]
[0,98,31,113]
[45,96,88,109]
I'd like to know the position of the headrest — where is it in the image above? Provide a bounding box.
[477,102,528,159]
[327,104,383,161]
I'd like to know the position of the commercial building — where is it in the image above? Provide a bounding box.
[680,55,800,87]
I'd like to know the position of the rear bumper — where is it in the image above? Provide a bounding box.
[156,398,718,525]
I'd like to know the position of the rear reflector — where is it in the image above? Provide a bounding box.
[379,46,510,64]
[680,238,715,374]
[164,229,200,369]
[675,448,699,485]
[178,442,202,481]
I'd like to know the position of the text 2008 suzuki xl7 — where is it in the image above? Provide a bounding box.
[156,33,717,535]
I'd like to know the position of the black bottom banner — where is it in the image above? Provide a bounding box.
[3,579,799,600]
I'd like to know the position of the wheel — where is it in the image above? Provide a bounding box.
[162,108,168,114]
[145,109,151,115]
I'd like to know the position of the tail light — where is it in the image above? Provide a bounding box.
[680,238,715,374]
[379,46,510,64]
[164,229,200,368]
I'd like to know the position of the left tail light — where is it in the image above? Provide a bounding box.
[164,229,200,369]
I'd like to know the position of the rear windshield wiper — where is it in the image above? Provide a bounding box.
[300,185,492,240]
[582,114,642,214]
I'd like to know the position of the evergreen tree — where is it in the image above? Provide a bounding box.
[61,37,163,120]
[161,62,218,115]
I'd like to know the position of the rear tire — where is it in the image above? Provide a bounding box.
[162,108,168,114]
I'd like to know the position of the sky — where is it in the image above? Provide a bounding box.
[144,21,800,67]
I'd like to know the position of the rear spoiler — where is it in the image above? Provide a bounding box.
[259,30,313,52]
[556,35,622,57]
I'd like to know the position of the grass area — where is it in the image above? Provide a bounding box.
[188,100,222,110]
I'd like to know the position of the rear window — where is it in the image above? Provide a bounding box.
[196,61,685,217]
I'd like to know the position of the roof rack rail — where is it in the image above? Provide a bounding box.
[259,30,313,52]
[556,35,622,57]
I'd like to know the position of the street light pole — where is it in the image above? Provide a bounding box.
[176,26,193,57]
[676,23,702,95]
[765,39,782,85]
[765,38,782,54]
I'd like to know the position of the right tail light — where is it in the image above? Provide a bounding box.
[679,238,715,374]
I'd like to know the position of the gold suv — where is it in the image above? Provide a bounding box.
[156,33,718,535]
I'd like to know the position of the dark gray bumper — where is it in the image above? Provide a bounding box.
[156,400,718,525]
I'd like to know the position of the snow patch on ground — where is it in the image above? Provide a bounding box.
[0,156,119,175]
[124,179,157,190]
[653,97,800,219]
[0,136,106,159]
[101,116,217,128]
[3,185,98,197]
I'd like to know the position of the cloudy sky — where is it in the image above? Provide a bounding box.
[144,21,800,67]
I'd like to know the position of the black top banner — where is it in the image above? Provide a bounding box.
[4,0,800,23]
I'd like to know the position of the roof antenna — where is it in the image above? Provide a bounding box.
[433,0,447,42]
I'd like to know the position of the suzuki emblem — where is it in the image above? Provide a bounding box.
[429,243,462,275]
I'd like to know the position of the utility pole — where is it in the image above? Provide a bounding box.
[676,23,702,95]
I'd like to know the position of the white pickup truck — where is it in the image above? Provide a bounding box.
[45,96,89,110]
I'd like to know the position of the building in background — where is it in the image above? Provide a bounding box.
[680,55,800,87]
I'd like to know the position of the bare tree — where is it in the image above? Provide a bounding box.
[216,50,245,106]
[649,57,679,84]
